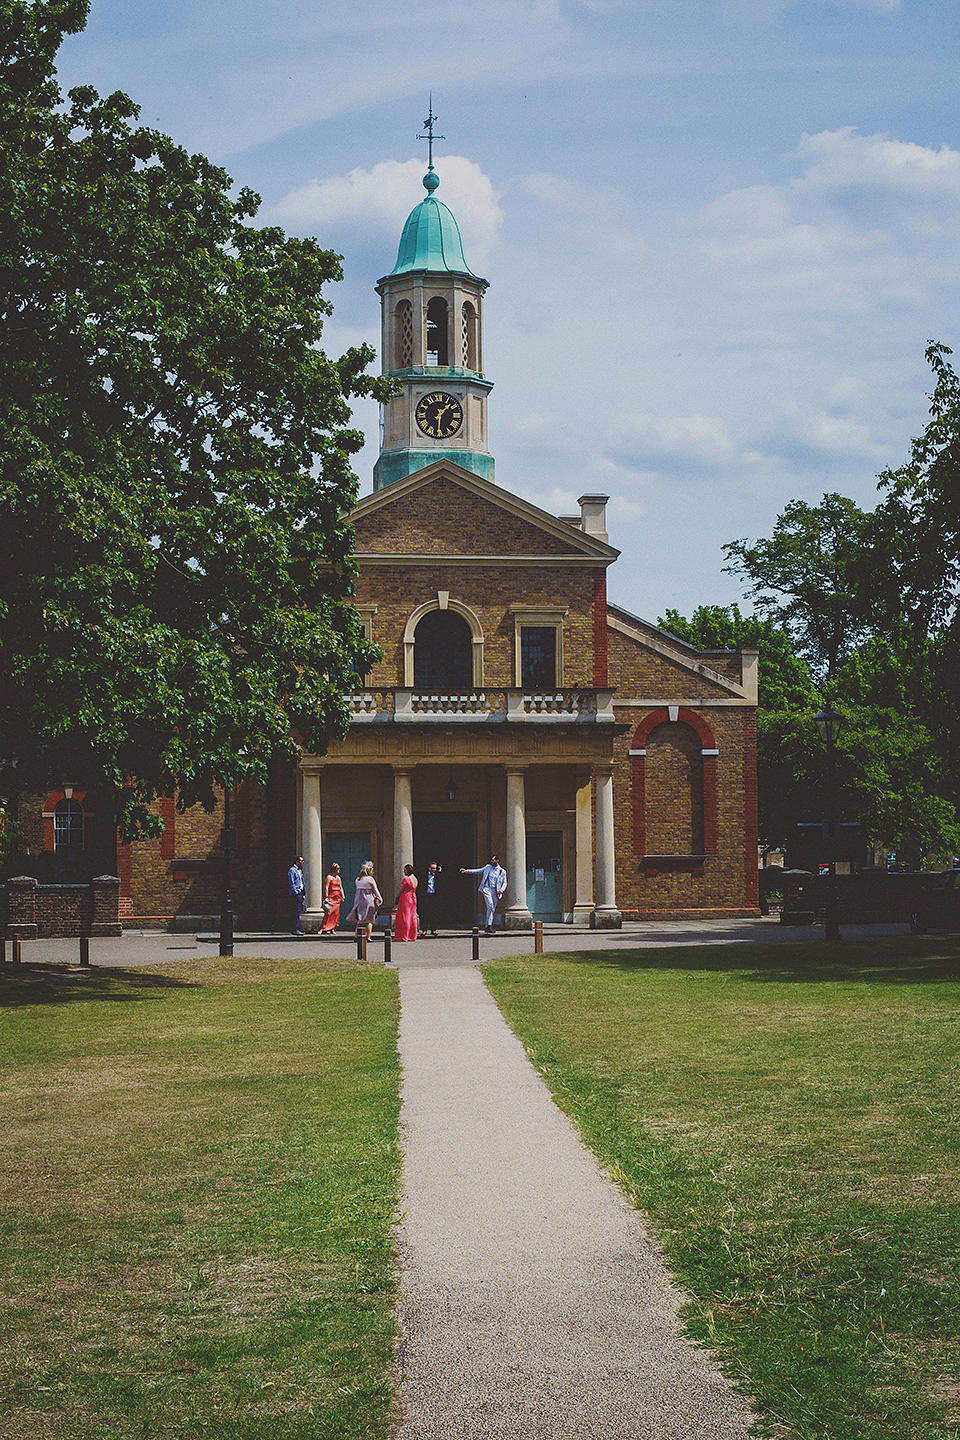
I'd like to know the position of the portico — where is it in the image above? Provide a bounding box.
[297,730,622,931]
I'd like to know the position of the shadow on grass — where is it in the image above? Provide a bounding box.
[536,935,960,985]
[0,963,197,1007]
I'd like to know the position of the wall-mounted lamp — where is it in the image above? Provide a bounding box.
[444,776,458,803]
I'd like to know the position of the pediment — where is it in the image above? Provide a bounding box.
[351,462,618,561]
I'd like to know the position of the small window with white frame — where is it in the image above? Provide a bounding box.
[511,607,567,689]
[353,605,377,683]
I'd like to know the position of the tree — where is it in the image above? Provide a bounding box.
[0,1,391,834]
[722,494,873,683]
[872,342,960,642]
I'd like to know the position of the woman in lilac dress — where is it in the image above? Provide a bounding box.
[393,864,419,942]
[348,861,382,945]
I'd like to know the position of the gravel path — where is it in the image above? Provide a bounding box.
[394,954,756,1439]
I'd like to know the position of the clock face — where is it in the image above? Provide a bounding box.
[415,391,464,439]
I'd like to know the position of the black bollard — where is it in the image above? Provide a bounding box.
[383,924,392,964]
[356,926,364,961]
[13,934,21,964]
[472,926,480,962]
[79,936,90,966]
[534,920,543,954]
[0,936,5,964]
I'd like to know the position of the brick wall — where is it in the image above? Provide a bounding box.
[354,476,584,556]
[3,875,121,938]
[356,564,598,688]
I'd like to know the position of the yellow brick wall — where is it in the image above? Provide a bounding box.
[357,563,598,688]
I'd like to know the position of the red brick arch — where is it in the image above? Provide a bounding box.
[629,710,718,856]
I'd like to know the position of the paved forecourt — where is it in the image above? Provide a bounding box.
[13,915,909,968]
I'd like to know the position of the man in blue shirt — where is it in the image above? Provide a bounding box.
[460,855,507,934]
[288,855,305,935]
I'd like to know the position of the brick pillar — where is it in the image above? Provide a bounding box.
[743,711,759,908]
[7,876,38,938]
[592,569,608,688]
[91,875,122,937]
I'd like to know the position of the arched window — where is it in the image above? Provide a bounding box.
[462,301,477,369]
[414,609,473,689]
[54,797,84,851]
[395,300,413,368]
[426,297,448,366]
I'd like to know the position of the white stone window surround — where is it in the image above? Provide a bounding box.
[354,604,377,644]
[403,594,485,688]
[509,606,568,688]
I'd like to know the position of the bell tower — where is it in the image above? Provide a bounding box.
[373,106,494,491]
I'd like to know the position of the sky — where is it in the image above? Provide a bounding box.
[56,0,960,623]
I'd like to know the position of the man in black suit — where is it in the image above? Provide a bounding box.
[418,861,442,936]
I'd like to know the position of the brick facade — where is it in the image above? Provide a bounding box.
[12,463,759,931]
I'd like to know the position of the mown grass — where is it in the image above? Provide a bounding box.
[484,935,960,1440]
[0,954,401,1439]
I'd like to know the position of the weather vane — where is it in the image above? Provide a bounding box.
[417,95,444,175]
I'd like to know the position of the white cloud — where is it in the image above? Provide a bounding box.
[697,129,960,318]
[610,413,739,463]
[270,156,503,268]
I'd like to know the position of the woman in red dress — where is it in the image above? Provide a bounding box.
[393,864,419,942]
[320,862,344,932]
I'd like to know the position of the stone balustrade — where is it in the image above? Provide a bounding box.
[345,688,616,723]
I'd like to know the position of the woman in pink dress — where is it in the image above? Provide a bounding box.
[320,863,343,932]
[393,864,419,942]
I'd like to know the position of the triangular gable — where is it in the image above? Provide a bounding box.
[351,461,619,561]
[607,603,755,701]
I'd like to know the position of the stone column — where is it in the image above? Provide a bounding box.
[393,767,414,896]
[592,764,622,928]
[573,769,594,925]
[301,765,324,928]
[504,766,533,930]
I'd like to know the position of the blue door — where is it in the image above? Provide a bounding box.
[324,833,371,924]
[526,832,563,921]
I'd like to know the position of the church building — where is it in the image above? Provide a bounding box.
[16,152,760,934]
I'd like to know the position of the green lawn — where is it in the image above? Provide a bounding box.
[0,954,401,1440]
[484,936,960,1440]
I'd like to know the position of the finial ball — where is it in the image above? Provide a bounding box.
[423,169,440,193]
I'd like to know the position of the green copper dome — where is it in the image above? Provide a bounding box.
[390,175,477,277]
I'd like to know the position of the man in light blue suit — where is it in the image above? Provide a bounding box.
[461,855,507,934]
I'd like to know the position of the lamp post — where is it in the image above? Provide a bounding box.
[219,786,236,957]
[813,705,845,943]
